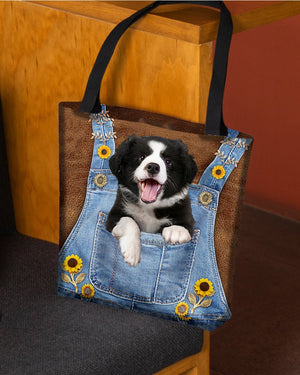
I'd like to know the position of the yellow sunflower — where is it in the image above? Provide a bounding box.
[194,278,214,297]
[212,165,226,179]
[175,302,189,317]
[97,145,111,159]
[63,254,83,274]
[81,284,95,298]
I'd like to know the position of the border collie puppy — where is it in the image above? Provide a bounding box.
[106,135,197,267]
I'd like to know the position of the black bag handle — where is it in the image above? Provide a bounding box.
[80,1,233,136]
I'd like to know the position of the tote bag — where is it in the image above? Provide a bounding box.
[58,1,253,331]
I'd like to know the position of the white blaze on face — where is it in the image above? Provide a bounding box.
[134,141,167,203]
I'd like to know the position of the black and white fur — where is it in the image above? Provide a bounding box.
[106,135,197,267]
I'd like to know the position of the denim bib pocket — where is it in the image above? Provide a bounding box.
[90,212,199,304]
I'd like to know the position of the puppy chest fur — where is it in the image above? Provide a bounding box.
[124,201,171,233]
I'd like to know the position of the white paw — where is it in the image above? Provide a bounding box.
[162,225,191,244]
[112,217,141,267]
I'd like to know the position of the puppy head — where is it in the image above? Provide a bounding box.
[109,135,197,204]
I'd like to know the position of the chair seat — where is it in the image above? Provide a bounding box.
[0,233,203,375]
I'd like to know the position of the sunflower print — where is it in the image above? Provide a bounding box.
[194,278,214,297]
[81,284,95,299]
[61,254,86,294]
[212,165,226,179]
[63,254,83,274]
[175,302,189,317]
[187,278,215,314]
[97,145,111,159]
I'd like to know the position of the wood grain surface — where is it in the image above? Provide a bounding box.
[0,1,208,242]
[1,1,299,243]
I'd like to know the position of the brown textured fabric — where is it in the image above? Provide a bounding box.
[59,102,252,306]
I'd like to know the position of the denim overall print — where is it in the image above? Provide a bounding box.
[58,106,252,331]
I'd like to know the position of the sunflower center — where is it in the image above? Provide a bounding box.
[215,168,222,175]
[84,287,92,296]
[101,149,107,155]
[178,305,187,314]
[200,282,210,291]
[68,258,78,268]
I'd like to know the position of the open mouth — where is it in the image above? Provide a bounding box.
[138,179,163,204]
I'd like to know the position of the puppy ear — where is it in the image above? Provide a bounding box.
[185,155,198,183]
[109,134,138,176]
[174,140,198,184]
[174,139,188,153]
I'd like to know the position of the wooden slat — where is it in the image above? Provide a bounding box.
[32,1,300,44]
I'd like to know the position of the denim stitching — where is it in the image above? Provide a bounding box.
[208,211,221,288]
[110,242,119,291]
[153,244,165,301]
[91,227,199,304]
[130,299,135,311]
[181,230,199,301]
[223,139,239,166]
[90,221,150,302]
[90,214,101,287]
[154,231,199,303]
[207,209,231,311]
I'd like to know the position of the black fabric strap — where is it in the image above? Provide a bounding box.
[79,1,233,136]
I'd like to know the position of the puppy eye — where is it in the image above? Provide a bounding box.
[139,154,146,162]
[165,158,172,167]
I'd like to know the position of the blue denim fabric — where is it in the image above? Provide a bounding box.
[58,106,252,331]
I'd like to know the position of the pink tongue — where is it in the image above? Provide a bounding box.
[141,180,160,203]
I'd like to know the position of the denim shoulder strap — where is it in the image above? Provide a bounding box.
[89,105,116,170]
[199,129,252,190]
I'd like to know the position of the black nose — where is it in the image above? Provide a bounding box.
[146,162,160,176]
